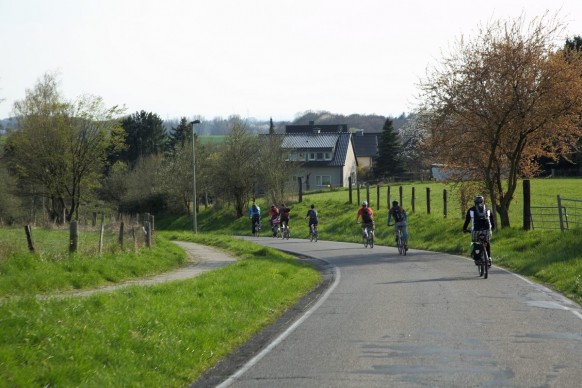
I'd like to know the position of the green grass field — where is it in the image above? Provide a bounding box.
[0,177,580,386]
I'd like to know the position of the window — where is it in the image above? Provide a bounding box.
[298,152,305,161]
[324,152,332,160]
[308,152,316,160]
[317,152,324,160]
[316,175,331,186]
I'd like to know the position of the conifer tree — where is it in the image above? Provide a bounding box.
[373,118,404,179]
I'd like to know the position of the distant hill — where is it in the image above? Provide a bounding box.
[288,111,410,133]
[2,112,412,136]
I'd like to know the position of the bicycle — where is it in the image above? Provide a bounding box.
[465,230,491,279]
[358,222,374,248]
[389,223,406,255]
[309,223,318,242]
[281,221,290,240]
[271,218,281,238]
[253,220,261,237]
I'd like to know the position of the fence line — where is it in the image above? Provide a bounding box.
[530,196,582,231]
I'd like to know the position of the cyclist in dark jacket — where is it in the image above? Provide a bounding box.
[463,195,495,262]
[279,204,291,231]
[305,204,319,234]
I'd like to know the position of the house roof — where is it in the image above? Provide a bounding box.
[352,133,379,157]
[281,132,353,167]
[281,133,339,150]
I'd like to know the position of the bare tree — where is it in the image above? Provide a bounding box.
[258,133,297,205]
[418,14,582,227]
[214,117,258,217]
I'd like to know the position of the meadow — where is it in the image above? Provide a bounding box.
[0,177,580,386]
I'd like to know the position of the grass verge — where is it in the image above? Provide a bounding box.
[0,234,320,387]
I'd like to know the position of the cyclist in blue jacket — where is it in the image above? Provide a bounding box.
[248,202,261,235]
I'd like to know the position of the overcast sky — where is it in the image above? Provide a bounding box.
[1,0,581,122]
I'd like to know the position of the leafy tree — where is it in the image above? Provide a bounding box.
[418,15,582,228]
[6,73,125,223]
[373,118,404,179]
[119,111,168,166]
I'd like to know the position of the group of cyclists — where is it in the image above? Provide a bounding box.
[249,194,495,264]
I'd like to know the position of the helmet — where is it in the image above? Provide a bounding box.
[362,201,368,207]
[474,195,484,205]
[392,200,399,206]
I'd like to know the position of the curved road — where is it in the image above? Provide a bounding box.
[210,237,582,387]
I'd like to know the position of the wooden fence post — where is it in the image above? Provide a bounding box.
[376,185,380,210]
[523,179,531,230]
[145,221,152,248]
[69,221,78,254]
[426,187,431,214]
[298,177,303,203]
[24,225,35,252]
[357,182,361,205]
[399,186,403,206]
[366,183,370,205]
[443,189,448,218]
[119,221,125,249]
[387,186,391,209]
[557,195,564,232]
[98,213,105,255]
[348,176,353,204]
[411,187,416,213]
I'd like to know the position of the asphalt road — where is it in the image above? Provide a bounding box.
[200,237,582,388]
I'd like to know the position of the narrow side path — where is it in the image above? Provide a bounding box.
[44,241,238,299]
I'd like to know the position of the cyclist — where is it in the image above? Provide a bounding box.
[279,203,291,232]
[305,204,319,236]
[462,195,495,264]
[248,201,261,235]
[268,204,280,237]
[387,200,409,251]
[355,201,374,238]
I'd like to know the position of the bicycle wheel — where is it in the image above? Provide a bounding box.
[309,230,314,242]
[397,234,404,255]
[363,229,368,248]
[369,232,374,248]
[483,252,489,279]
[254,223,260,237]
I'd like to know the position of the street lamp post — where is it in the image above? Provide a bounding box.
[190,120,201,233]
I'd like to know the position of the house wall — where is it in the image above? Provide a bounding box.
[297,167,343,190]
[343,138,358,187]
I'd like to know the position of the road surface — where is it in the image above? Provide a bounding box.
[197,237,582,387]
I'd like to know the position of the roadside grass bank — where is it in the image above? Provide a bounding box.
[0,233,320,387]
[160,179,582,305]
[0,229,187,297]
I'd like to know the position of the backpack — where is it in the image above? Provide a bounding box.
[474,205,490,230]
[251,204,258,215]
[361,208,372,223]
[393,207,403,223]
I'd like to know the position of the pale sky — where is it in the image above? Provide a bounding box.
[1,0,581,122]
